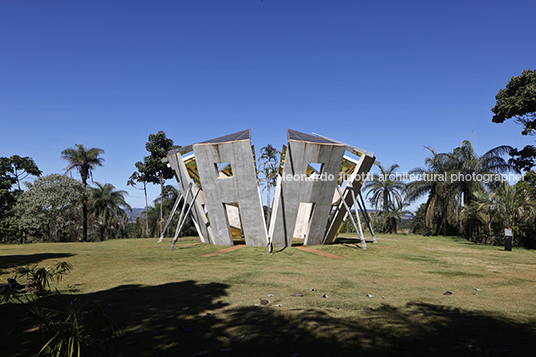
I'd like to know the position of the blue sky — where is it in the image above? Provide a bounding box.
[1,0,535,210]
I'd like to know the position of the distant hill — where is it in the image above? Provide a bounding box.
[125,207,145,223]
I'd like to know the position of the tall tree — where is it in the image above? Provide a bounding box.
[257,144,280,226]
[460,189,495,243]
[0,157,16,216]
[407,141,518,237]
[15,174,85,242]
[0,157,18,242]
[492,69,536,171]
[139,131,176,236]
[90,182,132,241]
[363,164,406,233]
[383,201,411,234]
[61,144,105,242]
[8,155,42,191]
[364,164,406,227]
[511,171,536,247]
[492,182,536,236]
[127,162,151,237]
[448,141,516,237]
[406,147,454,234]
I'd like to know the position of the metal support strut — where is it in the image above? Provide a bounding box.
[358,192,377,243]
[158,183,191,243]
[335,185,367,250]
[171,186,201,250]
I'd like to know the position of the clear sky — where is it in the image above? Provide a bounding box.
[1,0,535,210]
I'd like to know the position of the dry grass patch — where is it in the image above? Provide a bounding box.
[2,234,536,356]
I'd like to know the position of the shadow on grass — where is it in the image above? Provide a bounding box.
[333,237,372,249]
[0,253,75,273]
[2,281,536,357]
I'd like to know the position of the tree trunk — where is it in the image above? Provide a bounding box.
[159,173,164,237]
[82,175,88,242]
[82,199,88,242]
[144,182,149,238]
[266,184,271,227]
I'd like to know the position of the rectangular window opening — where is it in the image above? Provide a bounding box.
[214,162,233,178]
[293,202,315,239]
[307,162,323,178]
[224,202,244,242]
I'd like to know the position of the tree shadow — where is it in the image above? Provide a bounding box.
[1,280,229,357]
[0,253,75,274]
[2,281,535,356]
[334,237,361,244]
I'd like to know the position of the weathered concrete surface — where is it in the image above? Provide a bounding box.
[167,129,376,248]
[193,134,268,247]
[269,130,346,247]
[323,153,375,244]
[167,149,212,244]
[293,202,313,238]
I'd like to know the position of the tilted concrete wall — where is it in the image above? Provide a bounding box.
[193,140,268,247]
[268,140,346,247]
[166,150,212,244]
[323,154,376,244]
[167,130,376,247]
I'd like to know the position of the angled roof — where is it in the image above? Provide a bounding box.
[175,129,251,154]
[287,129,342,145]
[196,129,251,145]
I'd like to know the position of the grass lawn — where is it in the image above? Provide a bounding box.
[1,234,536,356]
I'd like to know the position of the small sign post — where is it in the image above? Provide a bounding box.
[504,228,513,251]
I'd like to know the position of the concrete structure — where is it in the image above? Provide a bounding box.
[165,149,212,244]
[164,129,376,247]
[166,130,267,247]
[268,130,346,246]
[193,130,267,246]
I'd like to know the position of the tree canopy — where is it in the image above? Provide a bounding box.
[15,174,85,242]
[143,131,176,186]
[257,144,281,226]
[61,144,105,186]
[61,144,104,241]
[90,182,131,241]
[492,69,536,171]
[406,141,519,238]
[134,131,177,236]
[8,155,42,191]
[0,157,17,215]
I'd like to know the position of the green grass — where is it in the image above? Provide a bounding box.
[2,234,536,356]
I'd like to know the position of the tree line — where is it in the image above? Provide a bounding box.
[1,149,132,243]
[363,69,536,248]
[0,131,201,243]
[1,69,534,246]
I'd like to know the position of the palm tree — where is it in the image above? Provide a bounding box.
[406,141,518,237]
[384,202,411,234]
[406,147,458,235]
[89,182,131,241]
[258,166,278,226]
[460,189,495,243]
[492,182,536,236]
[61,144,104,241]
[448,141,517,238]
[449,141,515,204]
[258,144,280,226]
[364,164,406,231]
